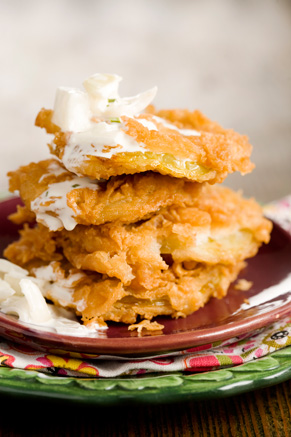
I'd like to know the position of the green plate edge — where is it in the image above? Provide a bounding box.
[0,347,291,405]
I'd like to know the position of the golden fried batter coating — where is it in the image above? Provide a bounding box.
[2,78,271,330]
[72,262,245,325]
[5,185,272,289]
[58,186,270,288]
[9,205,35,225]
[35,108,254,183]
[4,183,271,326]
[8,159,201,229]
[4,224,63,271]
[4,255,244,327]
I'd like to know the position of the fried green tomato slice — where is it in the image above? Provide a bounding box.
[35,107,254,183]
[8,159,201,230]
[5,185,272,289]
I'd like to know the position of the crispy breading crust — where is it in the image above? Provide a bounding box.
[5,185,272,283]
[4,185,272,326]
[3,253,245,326]
[55,185,271,287]
[2,99,269,329]
[8,159,202,228]
[72,262,245,325]
[35,108,254,183]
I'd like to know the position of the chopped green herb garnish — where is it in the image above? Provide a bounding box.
[110,118,121,123]
[108,98,116,103]
[45,191,48,197]
[72,184,80,188]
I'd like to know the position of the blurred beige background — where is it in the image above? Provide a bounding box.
[0,0,290,202]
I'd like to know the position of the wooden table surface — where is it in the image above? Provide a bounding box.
[1,379,291,436]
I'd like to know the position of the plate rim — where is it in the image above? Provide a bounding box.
[1,299,291,356]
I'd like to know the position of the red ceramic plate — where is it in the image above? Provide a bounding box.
[0,197,291,357]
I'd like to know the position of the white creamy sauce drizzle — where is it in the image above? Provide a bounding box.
[52,74,157,133]
[52,87,92,132]
[63,120,148,172]
[151,115,201,137]
[33,264,84,306]
[51,74,201,169]
[31,176,100,232]
[83,74,157,119]
[38,161,68,183]
[136,118,158,131]
[62,115,200,170]
[0,259,107,336]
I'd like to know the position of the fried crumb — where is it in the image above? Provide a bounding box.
[235,279,253,291]
[128,320,164,336]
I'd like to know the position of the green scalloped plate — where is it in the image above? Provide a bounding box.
[1,347,291,404]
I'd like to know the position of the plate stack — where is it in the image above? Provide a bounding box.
[4,74,272,333]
